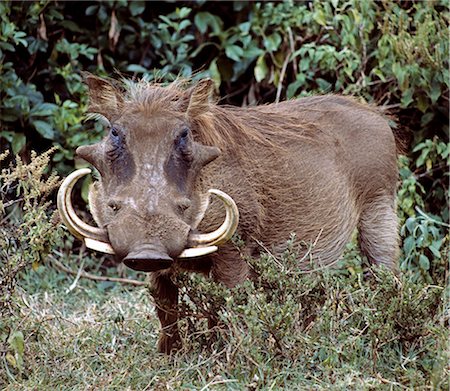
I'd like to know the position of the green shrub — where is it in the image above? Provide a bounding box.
[0,148,61,379]
[172,245,448,389]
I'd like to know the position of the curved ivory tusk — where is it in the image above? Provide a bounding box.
[179,245,218,258]
[84,237,115,254]
[57,168,109,243]
[188,189,239,247]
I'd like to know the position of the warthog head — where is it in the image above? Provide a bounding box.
[58,76,238,272]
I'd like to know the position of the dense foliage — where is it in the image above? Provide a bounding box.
[0,0,448,388]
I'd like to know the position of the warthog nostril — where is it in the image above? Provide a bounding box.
[123,246,173,272]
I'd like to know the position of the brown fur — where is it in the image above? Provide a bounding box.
[81,76,399,353]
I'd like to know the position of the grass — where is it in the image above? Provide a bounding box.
[1,246,448,390]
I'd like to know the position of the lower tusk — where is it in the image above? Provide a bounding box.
[178,245,218,258]
[84,238,115,254]
[188,189,239,247]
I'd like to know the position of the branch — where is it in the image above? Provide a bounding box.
[48,255,147,286]
[275,48,291,104]
[415,207,450,228]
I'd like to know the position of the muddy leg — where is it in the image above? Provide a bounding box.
[358,196,399,272]
[149,272,181,354]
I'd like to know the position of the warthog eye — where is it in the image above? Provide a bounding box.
[109,126,122,145]
[104,125,135,181]
[107,126,125,162]
[107,200,122,212]
[175,127,192,161]
[111,126,120,138]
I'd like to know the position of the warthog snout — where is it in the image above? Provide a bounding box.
[123,244,173,272]
[106,211,190,271]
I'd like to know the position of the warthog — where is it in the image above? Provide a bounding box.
[58,75,399,353]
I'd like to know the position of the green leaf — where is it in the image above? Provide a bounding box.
[400,89,414,108]
[313,8,327,26]
[429,81,441,103]
[12,133,26,154]
[85,5,98,16]
[254,55,268,83]
[264,33,282,52]
[225,44,244,62]
[194,12,208,33]
[8,331,24,356]
[194,12,222,35]
[371,68,386,82]
[177,7,191,19]
[129,1,146,16]
[31,103,58,117]
[60,20,83,33]
[417,95,429,113]
[208,58,221,89]
[0,42,15,52]
[126,64,148,73]
[178,19,191,31]
[316,78,332,92]
[239,21,251,34]
[403,236,415,256]
[287,77,305,99]
[429,239,443,258]
[419,254,430,270]
[33,120,55,140]
[405,217,416,233]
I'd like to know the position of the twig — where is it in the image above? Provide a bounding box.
[199,378,238,391]
[275,50,291,104]
[415,206,450,228]
[48,255,147,286]
[375,374,408,389]
[253,238,284,270]
[66,257,85,293]
[292,255,343,275]
[415,163,448,179]
[287,26,297,75]
[2,198,24,208]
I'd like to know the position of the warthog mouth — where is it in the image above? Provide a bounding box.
[123,245,173,272]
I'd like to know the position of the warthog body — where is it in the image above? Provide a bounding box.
[60,76,399,353]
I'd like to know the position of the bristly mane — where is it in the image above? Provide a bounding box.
[123,79,326,155]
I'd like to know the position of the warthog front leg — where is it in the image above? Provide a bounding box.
[149,272,181,354]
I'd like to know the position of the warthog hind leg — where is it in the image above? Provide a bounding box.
[358,196,399,272]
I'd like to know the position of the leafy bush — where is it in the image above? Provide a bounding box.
[171,244,448,389]
[0,148,61,377]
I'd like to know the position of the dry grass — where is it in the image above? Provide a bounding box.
[1,247,448,390]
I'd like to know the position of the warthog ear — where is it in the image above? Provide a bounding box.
[83,73,124,120]
[76,143,105,173]
[182,78,215,117]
